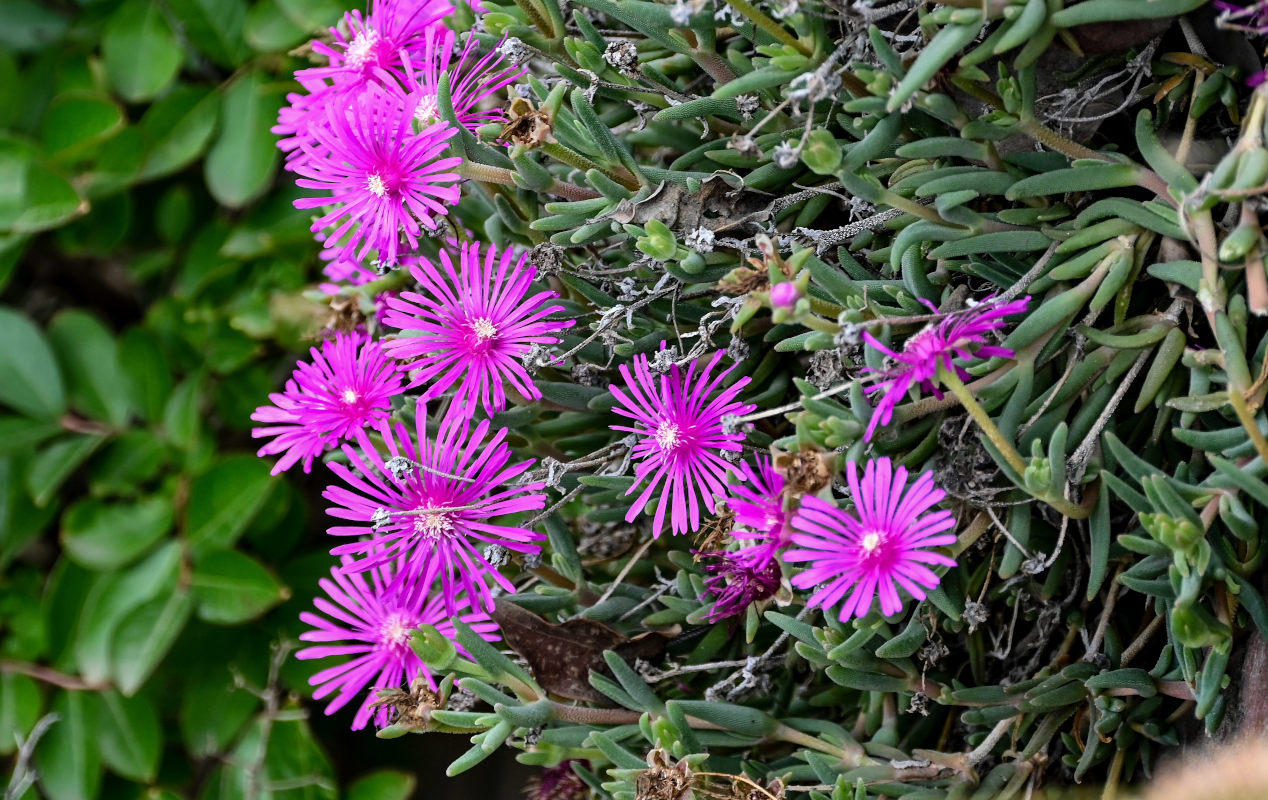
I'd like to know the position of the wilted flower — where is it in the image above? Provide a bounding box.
[297,555,496,730]
[381,241,574,414]
[324,401,546,612]
[861,296,1029,441]
[701,546,782,621]
[611,347,755,536]
[251,332,404,475]
[293,82,461,269]
[785,457,956,621]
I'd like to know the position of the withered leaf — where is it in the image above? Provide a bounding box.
[492,598,671,704]
[609,177,769,236]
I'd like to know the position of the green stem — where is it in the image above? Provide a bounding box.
[540,142,640,191]
[722,0,810,56]
[937,366,1028,476]
[1229,388,1268,466]
[772,723,862,763]
[456,161,600,201]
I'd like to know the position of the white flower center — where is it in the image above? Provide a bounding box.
[341,388,359,404]
[345,30,379,68]
[413,508,454,541]
[655,420,681,451]
[366,172,387,197]
[380,612,413,648]
[414,94,440,128]
[860,532,882,553]
[472,317,498,341]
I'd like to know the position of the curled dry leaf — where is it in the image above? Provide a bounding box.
[491,598,673,703]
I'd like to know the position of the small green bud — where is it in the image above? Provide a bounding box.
[801,129,842,175]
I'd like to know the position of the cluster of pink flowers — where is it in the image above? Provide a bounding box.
[276,0,521,278]
[254,0,1032,733]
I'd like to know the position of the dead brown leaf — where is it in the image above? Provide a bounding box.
[492,599,672,704]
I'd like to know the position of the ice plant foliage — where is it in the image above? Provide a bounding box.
[382,241,573,413]
[251,332,404,475]
[785,458,956,621]
[293,83,462,268]
[861,296,1029,441]
[323,401,546,614]
[298,556,497,730]
[611,348,756,536]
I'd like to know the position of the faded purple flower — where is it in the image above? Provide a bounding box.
[702,546,782,621]
[862,296,1029,441]
[297,555,496,730]
[611,347,756,537]
[324,401,546,613]
[293,82,462,269]
[381,241,574,414]
[396,28,524,131]
[251,332,404,475]
[728,456,790,557]
[785,457,956,621]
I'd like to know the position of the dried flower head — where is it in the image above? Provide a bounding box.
[297,555,496,730]
[611,347,756,536]
[324,402,546,613]
[252,332,404,475]
[861,296,1029,441]
[381,241,574,414]
[702,545,782,621]
[785,457,956,621]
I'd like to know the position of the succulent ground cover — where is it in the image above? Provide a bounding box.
[6,0,1268,799]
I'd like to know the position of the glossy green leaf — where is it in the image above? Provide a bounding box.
[61,496,174,571]
[0,672,41,756]
[167,0,248,66]
[26,434,105,507]
[191,548,288,624]
[41,93,125,159]
[346,770,418,800]
[245,0,308,51]
[204,71,283,208]
[102,0,182,102]
[0,0,67,51]
[185,455,278,556]
[97,690,161,782]
[110,587,193,695]
[34,690,101,800]
[138,86,221,181]
[48,310,131,427]
[0,309,64,420]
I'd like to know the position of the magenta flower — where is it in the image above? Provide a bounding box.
[702,547,782,621]
[297,556,497,730]
[862,296,1029,441]
[251,332,404,475]
[785,458,956,621]
[293,82,462,268]
[324,402,546,613]
[395,28,524,132]
[611,348,756,537]
[300,0,450,94]
[381,241,574,414]
[728,456,790,557]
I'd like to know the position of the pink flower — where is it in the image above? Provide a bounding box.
[381,241,574,414]
[785,457,956,621]
[299,0,451,94]
[395,28,524,132]
[324,402,546,613]
[862,296,1029,441]
[770,282,800,309]
[293,82,462,269]
[251,332,404,475]
[297,556,497,730]
[610,347,756,536]
[702,547,782,621]
[728,456,790,556]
